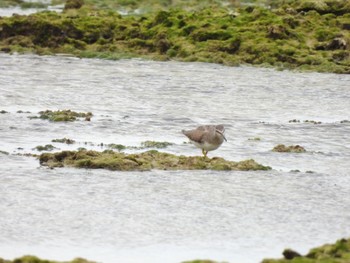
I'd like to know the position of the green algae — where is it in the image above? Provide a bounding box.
[39,149,271,171]
[272,144,306,153]
[262,238,350,263]
[34,144,56,151]
[30,110,93,122]
[0,0,349,73]
[0,255,96,263]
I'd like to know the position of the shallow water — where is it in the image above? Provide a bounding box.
[0,53,350,263]
[0,4,62,17]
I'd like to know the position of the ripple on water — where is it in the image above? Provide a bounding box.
[0,53,350,262]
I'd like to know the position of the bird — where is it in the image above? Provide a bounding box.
[182,124,227,157]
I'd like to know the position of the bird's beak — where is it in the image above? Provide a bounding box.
[216,130,227,141]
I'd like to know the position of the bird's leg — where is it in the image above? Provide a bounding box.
[202,149,208,158]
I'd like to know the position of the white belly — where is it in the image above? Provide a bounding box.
[191,140,222,151]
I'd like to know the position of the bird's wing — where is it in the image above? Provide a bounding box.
[183,128,206,143]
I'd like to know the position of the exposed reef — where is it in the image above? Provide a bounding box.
[272,144,306,153]
[39,149,271,171]
[262,237,350,263]
[0,0,349,73]
[1,238,349,262]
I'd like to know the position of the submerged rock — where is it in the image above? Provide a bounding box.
[140,140,174,149]
[39,150,271,171]
[272,144,306,153]
[34,144,57,151]
[52,138,76,144]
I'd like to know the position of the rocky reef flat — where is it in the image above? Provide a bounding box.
[0,0,349,73]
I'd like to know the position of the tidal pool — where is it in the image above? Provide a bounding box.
[0,53,349,263]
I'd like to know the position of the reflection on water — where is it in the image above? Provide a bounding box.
[0,53,350,263]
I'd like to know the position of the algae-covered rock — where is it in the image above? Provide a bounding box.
[39,150,271,171]
[262,238,350,263]
[34,110,93,122]
[272,144,306,153]
[140,140,174,149]
[0,1,349,73]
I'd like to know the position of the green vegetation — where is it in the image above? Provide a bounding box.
[0,0,349,73]
[272,144,306,153]
[0,255,95,263]
[39,149,271,171]
[262,238,350,263]
[30,110,93,122]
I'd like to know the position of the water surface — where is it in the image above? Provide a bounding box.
[0,53,349,262]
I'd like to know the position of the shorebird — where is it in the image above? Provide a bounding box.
[182,124,227,157]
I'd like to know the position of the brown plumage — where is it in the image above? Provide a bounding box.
[182,124,227,157]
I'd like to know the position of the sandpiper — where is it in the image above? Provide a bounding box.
[182,124,227,157]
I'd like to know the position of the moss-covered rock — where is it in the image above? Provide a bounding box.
[39,150,271,171]
[272,144,306,153]
[0,1,349,73]
[31,110,93,122]
[262,238,350,263]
